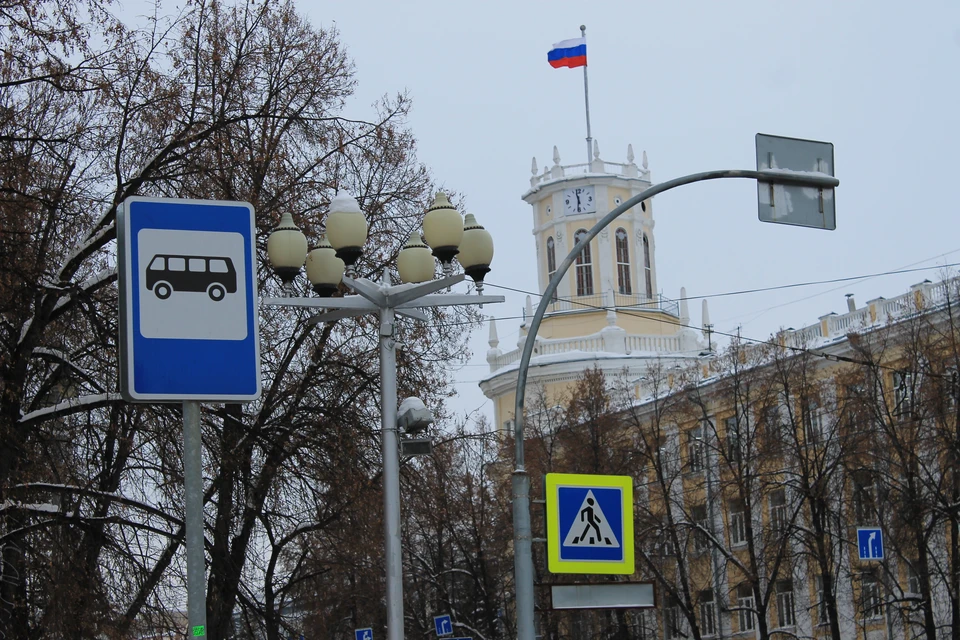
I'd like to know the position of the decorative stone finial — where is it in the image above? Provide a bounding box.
[552,146,561,165]
[531,157,538,175]
[525,295,533,321]
[593,140,600,160]
[627,144,635,164]
[680,287,690,324]
[642,150,649,170]
[605,288,617,326]
[488,316,500,349]
[486,317,502,365]
[702,299,711,330]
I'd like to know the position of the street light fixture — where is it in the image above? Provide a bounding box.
[265,211,308,294]
[325,192,368,277]
[305,234,344,297]
[422,192,464,276]
[459,213,494,295]
[264,191,504,640]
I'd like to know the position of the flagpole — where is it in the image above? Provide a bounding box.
[581,24,592,164]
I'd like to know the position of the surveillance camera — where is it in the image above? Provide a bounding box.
[397,396,434,435]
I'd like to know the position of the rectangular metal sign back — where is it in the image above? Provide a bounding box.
[756,133,836,230]
[118,197,261,402]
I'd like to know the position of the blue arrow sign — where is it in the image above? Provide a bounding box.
[355,628,372,640]
[118,197,261,402]
[857,528,884,560]
[433,614,453,637]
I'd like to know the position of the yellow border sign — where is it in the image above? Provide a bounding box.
[545,473,634,575]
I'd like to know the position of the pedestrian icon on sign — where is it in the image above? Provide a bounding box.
[572,497,613,545]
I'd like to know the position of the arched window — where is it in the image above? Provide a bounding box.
[643,233,653,299]
[615,228,631,295]
[574,229,593,296]
[546,236,557,301]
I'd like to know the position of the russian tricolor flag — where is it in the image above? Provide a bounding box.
[548,37,587,69]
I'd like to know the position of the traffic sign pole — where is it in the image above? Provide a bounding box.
[118,197,264,640]
[184,400,206,638]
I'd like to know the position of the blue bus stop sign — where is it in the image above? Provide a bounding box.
[118,197,261,402]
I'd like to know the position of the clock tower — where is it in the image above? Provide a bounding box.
[479,141,707,433]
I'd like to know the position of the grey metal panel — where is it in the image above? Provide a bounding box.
[550,583,655,609]
[756,133,837,230]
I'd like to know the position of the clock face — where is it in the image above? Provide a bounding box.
[563,186,596,215]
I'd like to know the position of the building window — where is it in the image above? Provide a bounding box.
[642,233,653,298]
[692,504,710,552]
[737,584,756,632]
[894,370,915,419]
[907,563,921,595]
[631,610,656,640]
[546,236,557,302]
[574,228,593,296]
[653,531,676,558]
[769,489,787,534]
[843,382,865,424]
[687,426,704,473]
[725,416,741,464]
[664,595,683,640]
[853,470,877,523]
[699,590,717,636]
[804,400,823,444]
[860,571,883,620]
[947,367,959,410]
[815,575,829,625]
[761,405,787,450]
[729,499,747,546]
[776,580,796,628]
[615,227,632,295]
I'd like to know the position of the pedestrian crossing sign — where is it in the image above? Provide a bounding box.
[545,473,634,574]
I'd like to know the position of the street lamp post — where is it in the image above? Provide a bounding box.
[510,166,840,640]
[264,193,504,640]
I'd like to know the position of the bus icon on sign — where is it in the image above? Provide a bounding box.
[146,254,238,302]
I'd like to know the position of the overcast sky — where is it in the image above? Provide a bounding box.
[311,0,960,424]
[126,0,960,423]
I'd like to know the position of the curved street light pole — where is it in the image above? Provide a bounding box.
[511,168,840,640]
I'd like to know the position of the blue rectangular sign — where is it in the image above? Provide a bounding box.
[433,615,453,637]
[557,486,625,563]
[857,527,884,560]
[119,197,261,401]
[355,628,372,640]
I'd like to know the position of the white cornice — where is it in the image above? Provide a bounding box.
[523,173,653,204]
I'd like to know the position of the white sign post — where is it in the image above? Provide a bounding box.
[118,197,261,639]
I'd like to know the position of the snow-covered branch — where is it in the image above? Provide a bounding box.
[18,392,122,426]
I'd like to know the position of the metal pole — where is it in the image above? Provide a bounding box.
[380,306,404,640]
[581,24,592,164]
[512,469,535,640]
[511,168,840,640]
[183,400,206,639]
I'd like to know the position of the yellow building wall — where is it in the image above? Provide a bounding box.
[493,378,595,429]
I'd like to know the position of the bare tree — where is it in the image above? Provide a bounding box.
[0,1,479,637]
